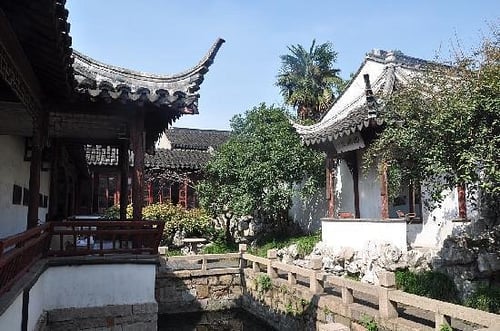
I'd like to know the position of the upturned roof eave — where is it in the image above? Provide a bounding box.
[72,38,225,103]
[295,49,429,147]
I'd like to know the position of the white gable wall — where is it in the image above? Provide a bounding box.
[0,135,50,238]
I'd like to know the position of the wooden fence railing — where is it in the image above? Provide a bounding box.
[0,224,50,295]
[0,220,165,295]
[48,221,165,256]
[162,246,500,330]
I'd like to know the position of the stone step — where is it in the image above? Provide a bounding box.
[318,322,350,331]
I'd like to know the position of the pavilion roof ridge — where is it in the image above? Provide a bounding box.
[72,38,225,105]
[293,49,428,148]
[72,38,225,83]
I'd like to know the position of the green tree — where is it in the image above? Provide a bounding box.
[366,29,499,222]
[197,104,323,235]
[276,39,344,121]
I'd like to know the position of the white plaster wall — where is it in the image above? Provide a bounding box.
[322,219,407,251]
[27,269,47,331]
[335,160,355,215]
[23,264,156,331]
[289,182,327,233]
[0,293,22,331]
[0,136,50,238]
[42,264,156,309]
[357,153,381,218]
[411,184,477,248]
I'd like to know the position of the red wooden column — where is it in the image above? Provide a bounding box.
[91,172,99,213]
[27,121,42,228]
[130,110,145,220]
[457,184,467,219]
[380,161,389,219]
[118,140,129,220]
[48,141,59,220]
[326,153,337,218]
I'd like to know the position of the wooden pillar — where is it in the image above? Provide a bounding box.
[346,152,361,218]
[408,182,415,214]
[457,184,467,219]
[179,179,188,208]
[380,161,389,219]
[130,110,145,220]
[92,171,99,213]
[326,153,337,218]
[48,141,59,220]
[27,121,42,229]
[119,140,129,220]
[147,182,153,205]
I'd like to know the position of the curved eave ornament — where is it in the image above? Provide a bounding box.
[295,117,385,147]
[72,38,225,112]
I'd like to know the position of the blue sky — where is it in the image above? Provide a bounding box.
[67,1,499,130]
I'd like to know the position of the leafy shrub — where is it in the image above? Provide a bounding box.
[256,274,272,293]
[142,203,214,245]
[103,203,215,245]
[360,315,378,331]
[395,269,458,302]
[439,324,452,331]
[249,232,320,257]
[295,232,321,257]
[102,204,132,219]
[464,285,500,313]
[201,229,238,254]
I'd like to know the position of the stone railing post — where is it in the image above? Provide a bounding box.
[341,285,354,305]
[309,256,323,294]
[239,244,247,269]
[378,271,398,319]
[267,249,278,279]
[435,312,451,331]
[201,257,207,271]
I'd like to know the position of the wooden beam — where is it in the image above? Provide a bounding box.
[119,140,129,219]
[130,110,145,220]
[0,8,43,118]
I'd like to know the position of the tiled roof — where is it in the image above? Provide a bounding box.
[165,127,231,150]
[294,50,432,148]
[145,149,211,170]
[85,127,230,169]
[2,0,74,99]
[85,145,212,171]
[73,38,225,111]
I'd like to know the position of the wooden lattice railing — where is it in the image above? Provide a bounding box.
[48,220,165,256]
[0,220,165,295]
[0,224,50,295]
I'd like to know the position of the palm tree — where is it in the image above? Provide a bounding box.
[276,40,343,121]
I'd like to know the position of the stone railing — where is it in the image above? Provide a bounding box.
[165,253,242,276]
[242,248,500,330]
[164,246,500,330]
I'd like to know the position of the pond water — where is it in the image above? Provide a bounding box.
[158,309,276,331]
